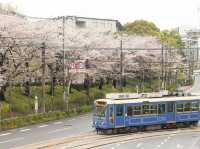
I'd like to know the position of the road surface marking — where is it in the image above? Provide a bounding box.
[176,144,183,148]
[20,129,31,132]
[48,127,71,134]
[54,121,63,125]
[80,116,88,119]
[68,118,75,122]
[157,144,161,148]
[136,143,142,148]
[0,133,11,137]
[0,137,24,144]
[164,139,168,142]
[116,143,120,147]
[39,124,48,128]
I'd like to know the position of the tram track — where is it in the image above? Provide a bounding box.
[15,127,200,149]
[53,127,200,149]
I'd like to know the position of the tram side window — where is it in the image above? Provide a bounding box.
[192,102,199,111]
[116,105,124,116]
[167,103,174,112]
[184,102,191,112]
[142,105,150,114]
[133,105,141,115]
[109,106,113,117]
[127,106,133,116]
[150,104,157,114]
[158,104,165,114]
[176,103,184,112]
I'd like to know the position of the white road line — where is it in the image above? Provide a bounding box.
[116,143,120,147]
[68,118,75,122]
[157,144,161,148]
[47,127,71,134]
[54,121,63,125]
[20,129,31,132]
[176,144,183,148]
[80,116,88,119]
[0,133,11,137]
[136,143,142,148]
[0,137,24,144]
[39,124,48,128]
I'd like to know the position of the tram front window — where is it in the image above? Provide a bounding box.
[95,106,106,117]
[95,101,107,117]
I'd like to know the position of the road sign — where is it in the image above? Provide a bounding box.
[65,60,85,69]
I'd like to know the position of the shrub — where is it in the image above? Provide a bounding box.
[89,88,105,102]
[0,102,10,119]
[69,91,88,106]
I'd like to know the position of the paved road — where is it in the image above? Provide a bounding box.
[100,131,200,149]
[0,113,93,149]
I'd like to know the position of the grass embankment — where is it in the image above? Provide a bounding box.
[0,79,180,130]
[0,105,91,130]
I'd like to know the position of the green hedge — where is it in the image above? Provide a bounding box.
[0,105,92,130]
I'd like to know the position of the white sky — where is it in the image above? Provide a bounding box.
[1,0,200,29]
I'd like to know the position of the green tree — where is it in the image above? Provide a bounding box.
[123,20,160,36]
[122,20,183,48]
[159,30,183,48]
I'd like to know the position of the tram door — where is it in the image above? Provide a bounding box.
[167,102,176,122]
[115,104,125,127]
[109,105,114,127]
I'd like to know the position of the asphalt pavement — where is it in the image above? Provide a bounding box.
[100,130,200,149]
[0,113,93,149]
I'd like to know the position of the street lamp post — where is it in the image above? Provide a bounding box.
[34,96,38,113]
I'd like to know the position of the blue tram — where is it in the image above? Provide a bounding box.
[93,93,200,133]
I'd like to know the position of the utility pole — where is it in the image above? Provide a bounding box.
[41,42,46,112]
[164,45,168,90]
[62,16,68,111]
[197,44,199,69]
[120,40,123,91]
[161,44,164,90]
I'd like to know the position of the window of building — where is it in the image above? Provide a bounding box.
[192,102,199,111]
[133,105,141,115]
[116,105,124,116]
[76,20,86,28]
[158,104,165,114]
[176,103,184,112]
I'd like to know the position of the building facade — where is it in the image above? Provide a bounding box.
[179,27,200,62]
[63,16,122,33]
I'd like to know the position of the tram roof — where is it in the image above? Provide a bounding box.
[96,96,200,104]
